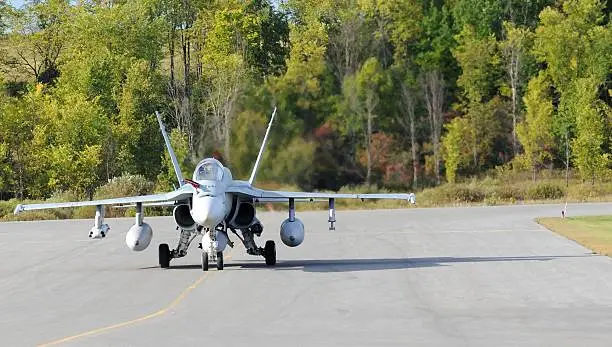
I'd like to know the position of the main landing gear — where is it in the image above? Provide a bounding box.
[159,227,199,268]
[264,240,276,266]
[159,243,171,268]
[230,226,276,266]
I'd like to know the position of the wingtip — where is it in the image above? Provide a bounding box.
[13,204,24,215]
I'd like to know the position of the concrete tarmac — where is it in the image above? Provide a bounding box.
[1,203,612,346]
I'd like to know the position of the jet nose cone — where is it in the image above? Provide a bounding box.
[192,196,225,227]
[201,209,224,226]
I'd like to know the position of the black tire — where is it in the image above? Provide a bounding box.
[202,252,209,271]
[159,244,171,269]
[216,251,224,270]
[264,240,276,266]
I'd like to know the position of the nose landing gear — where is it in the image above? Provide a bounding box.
[200,223,228,271]
[202,252,209,271]
[201,251,224,271]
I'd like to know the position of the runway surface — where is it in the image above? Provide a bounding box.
[2,203,612,346]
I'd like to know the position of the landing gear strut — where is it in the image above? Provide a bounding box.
[231,227,276,266]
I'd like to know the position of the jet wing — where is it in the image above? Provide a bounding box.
[252,197,327,203]
[14,185,194,214]
[227,185,415,203]
[113,201,179,209]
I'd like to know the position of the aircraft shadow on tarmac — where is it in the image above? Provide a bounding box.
[160,255,593,273]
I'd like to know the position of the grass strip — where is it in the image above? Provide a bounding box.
[538,215,612,256]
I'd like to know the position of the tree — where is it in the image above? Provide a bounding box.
[197,1,268,163]
[533,0,610,95]
[280,0,329,100]
[374,0,422,187]
[505,0,555,28]
[367,0,422,62]
[570,78,610,183]
[4,0,70,84]
[161,0,200,151]
[343,57,390,185]
[0,85,47,198]
[415,3,455,78]
[453,25,505,170]
[326,0,372,82]
[453,25,500,104]
[516,73,554,181]
[0,2,9,32]
[534,0,611,183]
[398,79,419,188]
[0,0,609,203]
[452,0,505,38]
[442,116,470,183]
[465,97,506,169]
[421,69,445,183]
[414,2,456,184]
[499,21,533,155]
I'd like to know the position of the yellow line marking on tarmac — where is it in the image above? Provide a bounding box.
[38,254,232,346]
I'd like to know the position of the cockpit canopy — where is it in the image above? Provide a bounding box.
[193,158,224,181]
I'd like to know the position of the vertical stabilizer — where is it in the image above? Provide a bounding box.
[248,107,277,186]
[155,111,185,187]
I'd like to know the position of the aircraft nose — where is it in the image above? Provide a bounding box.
[192,196,225,227]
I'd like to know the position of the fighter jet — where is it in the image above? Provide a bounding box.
[14,108,415,270]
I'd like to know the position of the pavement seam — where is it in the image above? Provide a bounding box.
[37,254,231,346]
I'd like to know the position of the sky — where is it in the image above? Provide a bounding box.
[7,0,26,9]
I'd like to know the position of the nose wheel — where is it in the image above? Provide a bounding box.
[201,251,224,271]
[201,252,209,271]
[216,251,224,270]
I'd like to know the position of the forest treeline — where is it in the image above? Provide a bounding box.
[0,0,610,201]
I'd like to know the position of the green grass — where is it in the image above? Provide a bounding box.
[538,215,612,256]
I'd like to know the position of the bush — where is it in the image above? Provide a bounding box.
[2,210,62,221]
[483,185,525,202]
[94,174,154,218]
[73,206,96,219]
[338,184,391,194]
[48,190,82,203]
[419,184,485,205]
[452,186,485,203]
[525,183,564,200]
[1,198,74,221]
[0,199,18,219]
[567,182,612,201]
[95,174,154,199]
